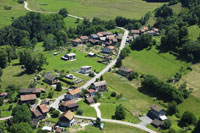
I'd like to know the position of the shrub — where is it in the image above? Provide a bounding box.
[77,109,83,115]
[51,110,60,118]
[111,92,117,97]
[4,5,12,10]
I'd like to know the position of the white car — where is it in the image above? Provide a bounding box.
[66,74,75,79]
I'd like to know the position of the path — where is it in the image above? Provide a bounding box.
[90,103,101,119]
[75,115,157,133]
[0,116,13,121]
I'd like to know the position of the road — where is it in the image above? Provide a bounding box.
[90,103,101,119]
[75,115,156,133]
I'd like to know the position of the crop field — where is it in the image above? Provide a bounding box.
[30,0,165,19]
[122,46,190,80]
[0,0,27,28]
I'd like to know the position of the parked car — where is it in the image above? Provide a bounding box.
[66,74,75,79]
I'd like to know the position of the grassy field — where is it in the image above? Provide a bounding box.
[29,0,165,20]
[0,103,17,117]
[77,100,96,117]
[0,0,27,28]
[188,25,200,40]
[122,46,190,80]
[78,122,145,133]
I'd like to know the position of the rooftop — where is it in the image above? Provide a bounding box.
[60,110,75,121]
[151,104,163,112]
[20,94,36,101]
[68,88,81,96]
[61,99,78,108]
[93,80,107,87]
[39,104,49,113]
[66,53,76,56]
[119,67,133,72]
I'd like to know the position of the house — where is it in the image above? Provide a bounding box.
[101,31,113,36]
[102,46,115,54]
[89,34,99,40]
[0,92,8,98]
[42,126,52,132]
[88,52,95,57]
[64,88,81,100]
[20,94,37,104]
[44,74,58,85]
[89,39,100,45]
[30,107,44,120]
[19,88,44,97]
[99,37,106,42]
[80,66,92,74]
[59,110,75,127]
[91,80,107,91]
[118,67,133,77]
[151,119,162,128]
[32,118,40,128]
[38,104,49,117]
[143,26,149,32]
[88,89,96,96]
[147,30,156,36]
[59,99,78,112]
[85,97,95,105]
[130,30,140,35]
[97,32,103,37]
[148,104,167,121]
[116,34,123,41]
[72,38,82,46]
[63,53,76,61]
[80,36,89,42]
[97,59,104,63]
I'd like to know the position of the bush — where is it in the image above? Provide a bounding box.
[17,0,24,4]
[77,109,83,115]
[162,119,172,129]
[89,72,95,77]
[111,92,117,97]
[179,111,196,127]
[4,5,12,10]
[51,110,60,118]
[128,71,138,80]
[115,104,126,120]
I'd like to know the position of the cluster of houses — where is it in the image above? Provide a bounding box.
[130,27,159,39]
[72,31,123,54]
[57,80,107,127]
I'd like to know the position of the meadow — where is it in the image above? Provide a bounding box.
[0,0,27,28]
[122,46,190,80]
[30,0,165,19]
[78,122,145,133]
[188,25,200,40]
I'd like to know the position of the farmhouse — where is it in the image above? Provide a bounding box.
[59,110,75,127]
[20,94,37,104]
[143,26,149,31]
[64,88,81,100]
[30,107,44,120]
[101,31,113,36]
[0,92,8,98]
[80,36,89,41]
[19,88,44,97]
[80,66,92,74]
[148,104,167,121]
[85,97,95,105]
[88,89,96,96]
[102,46,115,53]
[72,38,82,46]
[60,99,78,112]
[97,32,103,37]
[118,67,133,77]
[44,74,58,85]
[91,80,107,91]
[116,34,123,41]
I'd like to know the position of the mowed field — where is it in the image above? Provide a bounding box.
[122,46,190,80]
[0,0,27,28]
[31,0,165,19]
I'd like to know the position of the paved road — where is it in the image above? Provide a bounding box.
[90,103,101,119]
[24,1,83,20]
[75,115,157,133]
[0,116,13,121]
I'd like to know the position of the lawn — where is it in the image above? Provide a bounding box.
[0,0,27,28]
[64,16,82,29]
[1,60,35,89]
[77,100,96,117]
[78,122,146,133]
[188,25,200,40]
[103,72,166,117]
[0,103,17,117]
[30,0,165,19]
[122,46,190,80]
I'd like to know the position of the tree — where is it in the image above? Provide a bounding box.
[0,49,8,68]
[4,5,12,10]
[168,128,176,133]
[111,92,117,97]
[130,34,153,50]
[48,91,54,98]
[155,4,173,18]
[0,68,2,78]
[179,111,196,127]
[96,117,101,127]
[115,59,122,68]
[115,104,126,120]
[167,101,178,115]
[56,82,62,91]
[10,122,32,133]
[43,34,57,51]
[128,72,138,80]
[120,47,130,59]
[100,76,103,81]
[0,97,3,106]
[12,104,32,124]
[77,109,83,115]
[58,8,68,18]
[162,119,172,129]
[37,129,48,133]
[193,118,200,133]
[51,110,60,118]
[17,0,24,4]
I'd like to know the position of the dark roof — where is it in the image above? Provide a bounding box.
[86,97,94,104]
[44,74,57,81]
[151,119,162,127]
[61,99,78,108]
[151,104,163,112]
[119,67,133,73]
[30,107,43,117]
[20,88,41,94]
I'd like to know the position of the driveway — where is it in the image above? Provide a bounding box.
[90,103,101,119]
[139,115,153,127]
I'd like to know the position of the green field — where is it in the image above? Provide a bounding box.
[77,100,96,117]
[30,0,165,19]
[188,25,200,40]
[0,0,27,28]
[122,46,190,80]
[78,122,145,133]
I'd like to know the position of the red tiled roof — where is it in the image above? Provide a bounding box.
[20,94,36,101]
[69,88,81,96]
[39,104,49,113]
[88,89,95,94]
